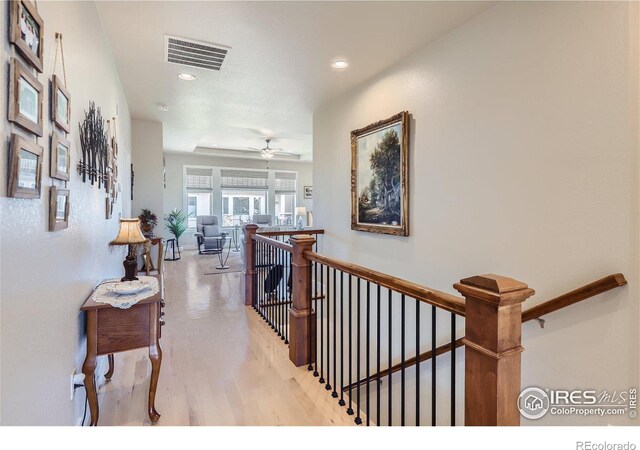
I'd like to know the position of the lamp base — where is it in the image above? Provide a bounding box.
[121,255,139,282]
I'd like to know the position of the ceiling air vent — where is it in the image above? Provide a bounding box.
[164,35,230,71]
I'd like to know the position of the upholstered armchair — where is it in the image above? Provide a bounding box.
[194,215,227,254]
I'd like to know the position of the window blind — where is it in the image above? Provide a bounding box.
[220,169,268,190]
[185,167,213,191]
[275,171,297,193]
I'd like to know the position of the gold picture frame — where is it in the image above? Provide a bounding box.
[350,111,409,236]
[8,133,43,199]
[9,0,44,72]
[52,75,71,133]
[8,57,44,136]
[49,186,70,232]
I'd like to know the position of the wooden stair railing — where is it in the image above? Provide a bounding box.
[342,273,628,393]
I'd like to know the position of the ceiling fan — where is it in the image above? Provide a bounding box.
[248,139,295,159]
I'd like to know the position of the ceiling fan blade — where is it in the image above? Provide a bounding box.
[247,147,260,151]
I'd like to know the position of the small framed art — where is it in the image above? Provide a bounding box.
[8,133,44,199]
[8,57,44,136]
[9,0,44,72]
[304,186,313,199]
[49,187,70,231]
[52,75,71,133]
[50,133,71,180]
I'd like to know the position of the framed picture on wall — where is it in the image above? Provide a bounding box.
[49,187,70,231]
[8,57,44,136]
[9,0,44,72]
[351,111,410,236]
[8,133,43,199]
[304,186,313,199]
[50,133,71,180]
[52,75,71,133]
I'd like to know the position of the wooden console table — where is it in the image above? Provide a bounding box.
[80,275,165,426]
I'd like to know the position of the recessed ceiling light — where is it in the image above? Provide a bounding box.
[332,59,349,69]
[157,103,169,112]
[178,73,196,81]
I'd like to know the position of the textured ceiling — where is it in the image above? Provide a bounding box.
[96,1,494,159]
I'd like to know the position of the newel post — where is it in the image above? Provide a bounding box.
[243,224,259,306]
[288,235,316,366]
[454,274,535,426]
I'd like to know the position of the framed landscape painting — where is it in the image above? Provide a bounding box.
[351,111,409,236]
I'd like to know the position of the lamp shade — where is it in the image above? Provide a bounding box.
[109,218,147,246]
[295,206,307,215]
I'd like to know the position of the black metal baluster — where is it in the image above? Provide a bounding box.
[258,241,263,319]
[366,281,371,425]
[332,268,338,398]
[313,260,319,377]
[268,244,273,329]
[416,298,420,426]
[319,263,325,385]
[325,265,331,391]
[451,312,456,426]
[346,275,354,415]
[388,289,392,426]
[280,247,285,339]
[276,246,281,337]
[308,262,313,371]
[376,284,381,426]
[339,271,346,407]
[355,278,362,425]
[431,305,436,426]
[401,294,405,427]
[252,238,257,311]
[285,251,290,344]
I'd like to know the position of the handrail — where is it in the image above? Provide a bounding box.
[343,272,627,392]
[303,250,466,317]
[252,233,293,252]
[522,273,627,322]
[257,228,325,237]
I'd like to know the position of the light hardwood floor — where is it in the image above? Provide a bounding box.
[96,249,355,426]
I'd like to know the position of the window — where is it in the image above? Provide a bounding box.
[274,172,297,225]
[185,167,213,228]
[220,169,269,226]
[221,190,267,226]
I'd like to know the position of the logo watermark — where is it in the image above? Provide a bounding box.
[518,387,637,420]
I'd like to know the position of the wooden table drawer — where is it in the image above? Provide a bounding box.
[97,303,150,355]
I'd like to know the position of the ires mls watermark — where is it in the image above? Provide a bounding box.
[517,386,637,420]
[576,443,636,450]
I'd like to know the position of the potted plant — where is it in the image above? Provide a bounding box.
[138,208,158,236]
[164,208,190,250]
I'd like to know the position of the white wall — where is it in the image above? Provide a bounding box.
[132,120,164,223]
[313,1,639,425]
[163,151,313,243]
[0,1,132,425]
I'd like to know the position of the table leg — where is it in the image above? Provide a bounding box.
[148,341,162,424]
[216,238,231,269]
[83,310,99,426]
[105,354,115,380]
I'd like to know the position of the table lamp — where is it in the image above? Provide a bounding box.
[109,218,148,281]
[295,206,307,229]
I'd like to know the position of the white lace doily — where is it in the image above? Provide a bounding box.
[92,276,160,309]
